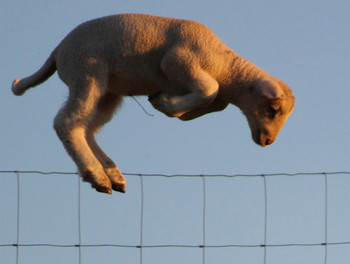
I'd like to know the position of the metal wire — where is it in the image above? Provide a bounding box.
[1,170,349,264]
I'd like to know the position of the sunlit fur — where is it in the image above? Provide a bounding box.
[12,14,295,194]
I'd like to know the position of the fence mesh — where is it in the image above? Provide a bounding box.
[1,171,350,264]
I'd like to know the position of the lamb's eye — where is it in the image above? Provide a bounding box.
[268,105,279,119]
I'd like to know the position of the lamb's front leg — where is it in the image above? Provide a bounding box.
[178,98,229,121]
[148,91,209,117]
[149,69,219,117]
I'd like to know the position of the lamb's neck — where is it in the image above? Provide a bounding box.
[220,55,272,106]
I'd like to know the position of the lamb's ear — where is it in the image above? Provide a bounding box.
[255,80,285,100]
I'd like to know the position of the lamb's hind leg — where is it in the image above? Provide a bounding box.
[86,93,127,193]
[54,77,112,194]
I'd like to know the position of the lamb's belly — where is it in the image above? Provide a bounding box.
[108,75,162,96]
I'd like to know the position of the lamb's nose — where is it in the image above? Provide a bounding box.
[264,138,274,146]
[260,137,274,147]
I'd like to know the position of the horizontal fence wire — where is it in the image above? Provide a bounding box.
[2,242,350,248]
[1,170,349,177]
[1,170,350,264]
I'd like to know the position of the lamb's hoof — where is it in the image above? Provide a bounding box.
[148,91,162,102]
[95,186,112,194]
[104,167,126,194]
[82,169,112,195]
[112,182,126,193]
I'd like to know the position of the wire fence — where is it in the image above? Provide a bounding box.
[1,170,350,264]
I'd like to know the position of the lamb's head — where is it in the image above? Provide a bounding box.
[239,79,295,147]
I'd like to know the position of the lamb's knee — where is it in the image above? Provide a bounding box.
[54,111,69,133]
[54,114,65,138]
[53,112,82,141]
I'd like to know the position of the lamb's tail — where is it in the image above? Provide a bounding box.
[12,52,57,96]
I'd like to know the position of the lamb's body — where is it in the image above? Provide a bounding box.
[55,14,245,98]
[12,14,295,194]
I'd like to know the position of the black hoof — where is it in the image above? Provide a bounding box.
[95,185,112,194]
[112,182,126,193]
[148,91,162,102]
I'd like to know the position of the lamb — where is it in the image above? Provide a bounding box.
[12,14,295,194]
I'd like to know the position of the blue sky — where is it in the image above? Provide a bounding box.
[1,1,349,264]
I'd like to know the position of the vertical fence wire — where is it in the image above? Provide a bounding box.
[201,175,206,264]
[324,173,328,264]
[139,174,144,264]
[15,172,20,264]
[263,175,268,264]
[77,174,82,264]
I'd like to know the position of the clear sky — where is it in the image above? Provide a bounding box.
[1,1,349,264]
